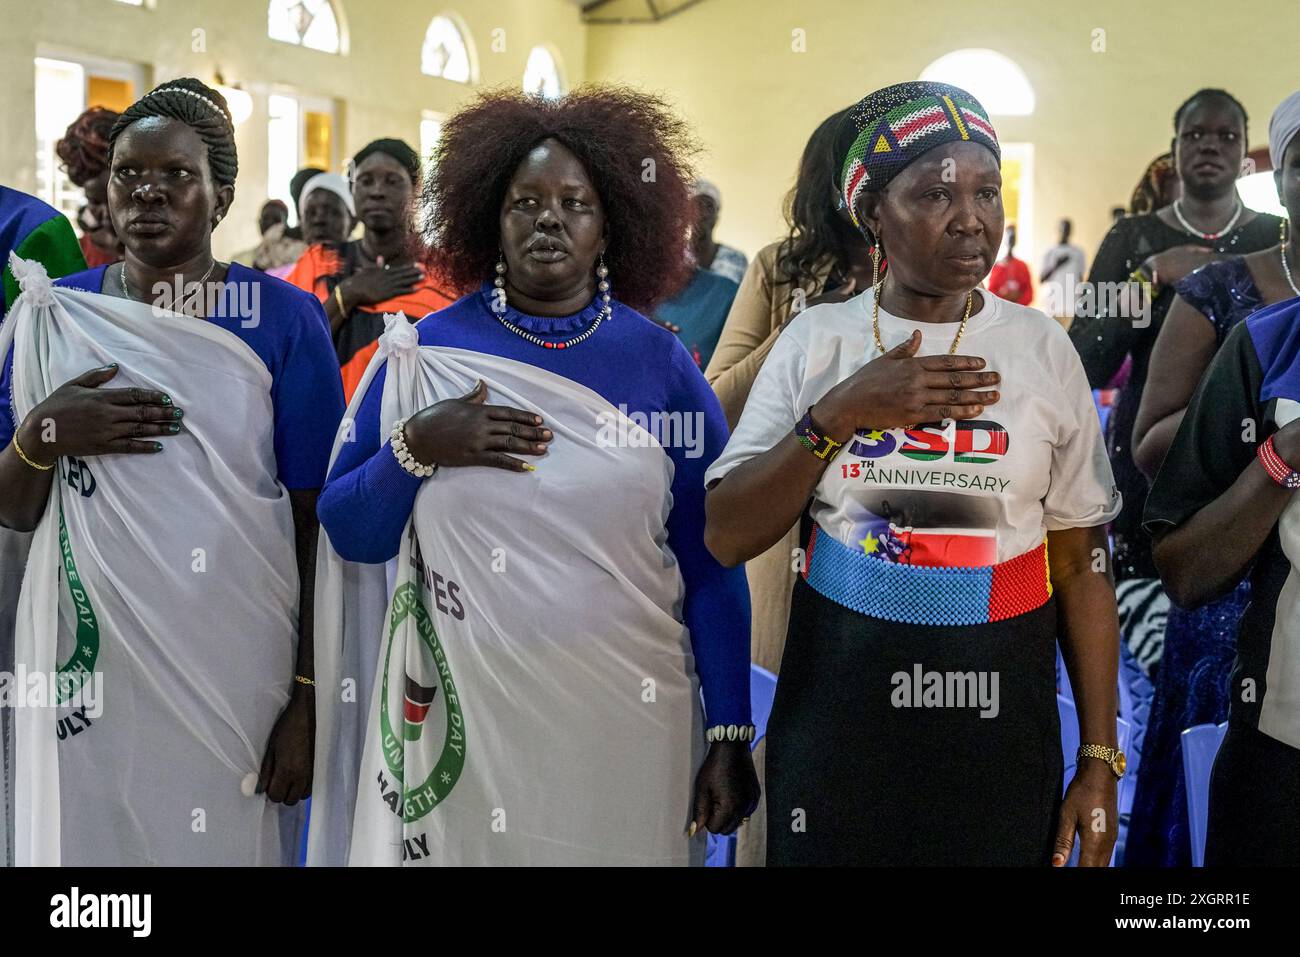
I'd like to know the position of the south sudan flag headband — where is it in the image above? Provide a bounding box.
[839,81,1000,230]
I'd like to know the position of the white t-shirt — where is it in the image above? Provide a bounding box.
[705,288,1122,567]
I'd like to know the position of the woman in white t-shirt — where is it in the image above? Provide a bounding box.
[704,82,1126,866]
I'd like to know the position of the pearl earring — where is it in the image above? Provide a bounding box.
[492,253,508,314]
[596,254,610,318]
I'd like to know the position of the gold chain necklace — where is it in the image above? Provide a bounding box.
[872,288,974,355]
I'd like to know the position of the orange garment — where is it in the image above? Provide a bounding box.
[284,241,455,399]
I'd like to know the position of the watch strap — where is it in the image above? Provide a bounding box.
[1077,743,1126,778]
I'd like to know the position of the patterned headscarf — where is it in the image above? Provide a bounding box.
[1129,152,1175,215]
[838,81,1000,229]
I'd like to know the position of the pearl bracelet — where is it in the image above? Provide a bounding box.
[706,723,756,743]
[390,417,436,478]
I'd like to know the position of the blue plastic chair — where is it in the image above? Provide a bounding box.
[298,798,311,866]
[1181,721,1228,867]
[1058,642,1145,819]
[705,664,777,866]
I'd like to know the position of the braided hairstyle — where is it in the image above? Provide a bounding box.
[55,106,119,187]
[109,78,238,187]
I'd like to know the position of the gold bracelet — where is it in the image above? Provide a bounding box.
[333,285,347,315]
[293,674,315,687]
[11,433,54,471]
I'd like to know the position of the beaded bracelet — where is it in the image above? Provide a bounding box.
[706,723,756,744]
[390,417,436,478]
[1258,434,1300,489]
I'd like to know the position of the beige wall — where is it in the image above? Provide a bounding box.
[0,0,586,257]
[585,0,1298,277]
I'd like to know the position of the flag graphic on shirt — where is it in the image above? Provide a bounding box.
[403,675,439,741]
[857,517,998,566]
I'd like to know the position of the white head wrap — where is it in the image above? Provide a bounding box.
[298,172,356,218]
[1268,90,1300,169]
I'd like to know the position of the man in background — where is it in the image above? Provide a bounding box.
[690,179,747,284]
[988,223,1033,306]
[1039,218,1088,329]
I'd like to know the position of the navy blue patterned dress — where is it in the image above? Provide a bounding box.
[1124,257,1262,866]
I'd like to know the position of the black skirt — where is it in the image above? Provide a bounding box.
[766,576,1063,866]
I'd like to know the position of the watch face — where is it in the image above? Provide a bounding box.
[1111,752,1128,777]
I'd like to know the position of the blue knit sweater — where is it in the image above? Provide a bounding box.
[317,285,751,727]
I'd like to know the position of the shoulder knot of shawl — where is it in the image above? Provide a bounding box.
[378,312,419,357]
[8,252,55,308]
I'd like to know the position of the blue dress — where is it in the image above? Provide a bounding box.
[1124,257,1262,866]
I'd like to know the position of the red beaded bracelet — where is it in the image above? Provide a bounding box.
[1258,434,1300,489]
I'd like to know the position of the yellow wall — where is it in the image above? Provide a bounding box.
[585,0,1299,276]
[5,0,1296,271]
[0,0,586,257]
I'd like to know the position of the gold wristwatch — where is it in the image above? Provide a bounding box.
[1077,744,1127,779]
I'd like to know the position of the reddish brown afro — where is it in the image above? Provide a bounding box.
[423,86,699,314]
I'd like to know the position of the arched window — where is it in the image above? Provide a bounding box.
[523,46,563,99]
[422,15,473,83]
[919,49,1035,116]
[268,0,341,54]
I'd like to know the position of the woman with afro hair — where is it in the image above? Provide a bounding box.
[312,87,758,866]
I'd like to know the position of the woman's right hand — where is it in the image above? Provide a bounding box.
[17,364,181,463]
[1144,245,1216,288]
[339,259,424,309]
[811,329,1000,438]
[403,380,552,472]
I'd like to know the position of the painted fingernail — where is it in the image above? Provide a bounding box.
[173,409,183,419]
[153,442,164,452]
[170,423,181,433]
[687,822,697,838]
[161,395,172,405]
[522,464,537,472]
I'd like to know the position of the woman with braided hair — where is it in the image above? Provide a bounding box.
[0,77,344,865]
[55,106,124,267]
